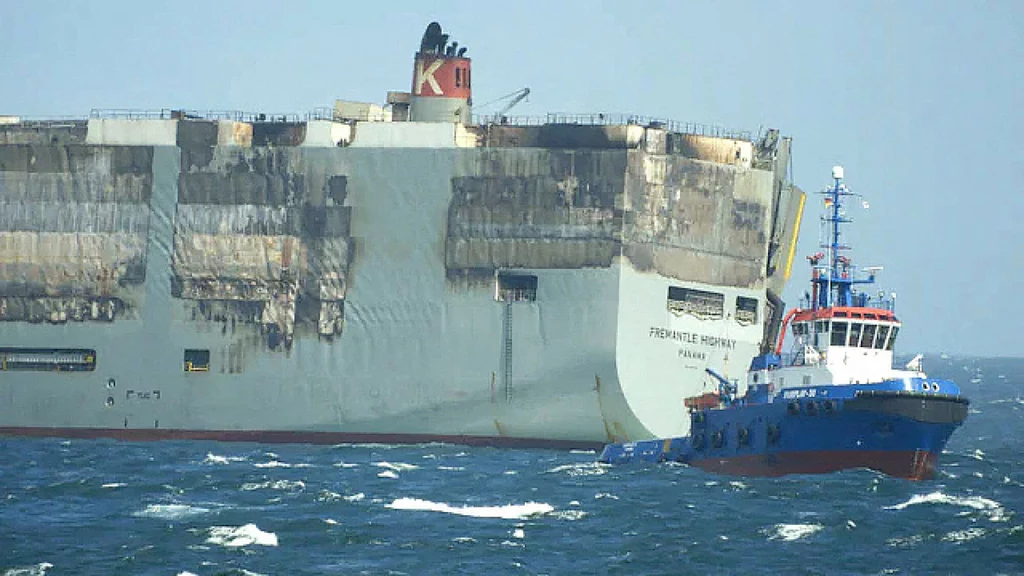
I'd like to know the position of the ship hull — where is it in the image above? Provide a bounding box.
[599,387,968,480]
[0,426,604,450]
[0,118,802,447]
[689,449,940,480]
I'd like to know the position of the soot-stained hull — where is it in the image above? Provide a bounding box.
[0,24,803,447]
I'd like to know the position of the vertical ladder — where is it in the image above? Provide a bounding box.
[503,300,513,402]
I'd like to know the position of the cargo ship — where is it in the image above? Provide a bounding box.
[0,22,804,449]
[599,167,969,479]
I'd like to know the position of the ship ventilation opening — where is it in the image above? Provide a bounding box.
[184,349,211,372]
[496,273,537,303]
[0,348,96,372]
[736,296,759,326]
[667,287,724,320]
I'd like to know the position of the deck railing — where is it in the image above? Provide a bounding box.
[473,112,751,140]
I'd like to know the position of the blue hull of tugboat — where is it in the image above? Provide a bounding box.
[599,380,969,480]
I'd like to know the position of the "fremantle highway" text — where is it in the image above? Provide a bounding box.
[648,326,737,349]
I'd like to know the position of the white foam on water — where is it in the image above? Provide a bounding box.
[203,453,247,465]
[728,481,748,490]
[971,449,986,461]
[503,470,517,475]
[377,470,399,479]
[133,504,212,520]
[764,523,823,542]
[375,461,419,472]
[886,534,925,548]
[512,527,525,539]
[594,493,619,500]
[344,492,366,502]
[884,491,1007,521]
[544,462,607,477]
[386,497,554,519]
[175,572,198,576]
[2,563,53,576]
[333,461,359,468]
[437,466,465,471]
[569,449,596,455]
[846,520,857,529]
[323,518,338,525]
[313,490,341,503]
[240,480,305,492]
[206,524,278,548]
[101,483,126,489]
[253,460,312,468]
[452,536,476,544]
[942,528,987,543]
[551,509,588,521]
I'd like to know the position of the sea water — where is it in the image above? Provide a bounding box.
[1,356,1022,575]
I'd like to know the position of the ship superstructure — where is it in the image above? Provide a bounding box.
[0,23,805,448]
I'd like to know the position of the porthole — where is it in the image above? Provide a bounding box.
[105,396,115,407]
[107,378,116,389]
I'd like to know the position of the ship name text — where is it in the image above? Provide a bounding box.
[648,326,737,349]
[782,389,819,399]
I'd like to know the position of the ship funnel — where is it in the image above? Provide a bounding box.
[410,22,472,123]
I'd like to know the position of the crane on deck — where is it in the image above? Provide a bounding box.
[477,88,530,124]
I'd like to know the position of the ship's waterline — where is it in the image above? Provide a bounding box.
[0,22,804,447]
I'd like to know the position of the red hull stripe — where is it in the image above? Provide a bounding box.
[0,426,604,451]
[691,449,939,480]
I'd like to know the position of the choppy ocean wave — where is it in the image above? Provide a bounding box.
[1,357,1022,575]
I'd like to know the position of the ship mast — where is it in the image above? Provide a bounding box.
[812,166,875,310]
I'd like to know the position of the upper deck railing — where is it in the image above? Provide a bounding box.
[89,109,303,122]
[8,109,752,142]
[473,113,751,141]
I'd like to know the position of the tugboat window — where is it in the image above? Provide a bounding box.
[875,326,891,349]
[885,326,899,351]
[848,323,863,347]
[184,349,210,372]
[860,324,877,348]
[831,322,848,346]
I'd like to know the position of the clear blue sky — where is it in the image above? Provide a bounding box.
[2,0,1021,357]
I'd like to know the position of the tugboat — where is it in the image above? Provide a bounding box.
[600,166,969,480]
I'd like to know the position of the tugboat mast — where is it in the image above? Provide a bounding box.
[812,165,874,310]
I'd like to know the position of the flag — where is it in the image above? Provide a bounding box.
[824,197,834,208]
